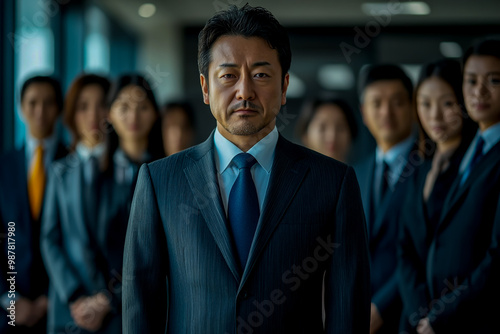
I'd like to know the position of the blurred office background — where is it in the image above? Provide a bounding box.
[1,0,500,162]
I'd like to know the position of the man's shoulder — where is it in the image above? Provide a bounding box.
[146,143,209,175]
[353,152,375,173]
[281,138,350,175]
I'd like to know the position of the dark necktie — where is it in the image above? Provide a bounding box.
[380,160,390,202]
[228,153,259,270]
[460,136,485,186]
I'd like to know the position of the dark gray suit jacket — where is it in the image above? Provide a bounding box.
[122,132,370,333]
[41,152,132,334]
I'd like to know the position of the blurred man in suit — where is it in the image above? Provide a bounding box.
[123,4,370,334]
[0,76,68,333]
[355,65,417,334]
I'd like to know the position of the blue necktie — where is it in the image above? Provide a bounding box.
[460,136,485,186]
[228,153,259,270]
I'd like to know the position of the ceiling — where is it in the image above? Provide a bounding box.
[97,0,500,35]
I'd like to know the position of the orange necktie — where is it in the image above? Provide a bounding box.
[28,145,45,219]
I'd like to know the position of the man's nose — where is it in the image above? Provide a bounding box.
[235,74,255,101]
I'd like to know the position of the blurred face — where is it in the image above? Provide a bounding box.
[417,77,463,146]
[162,108,194,156]
[303,104,352,162]
[109,85,157,142]
[74,84,109,147]
[361,80,413,150]
[463,55,500,131]
[21,82,59,139]
[200,35,289,143]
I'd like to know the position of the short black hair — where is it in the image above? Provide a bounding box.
[20,75,63,113]
[162,101,196,129]
[198,4,291,84]
[463,36,500,66]
[296,97,358,141]
[358,64,413,102]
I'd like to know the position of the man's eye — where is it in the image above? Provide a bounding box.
[221,74,236,79]
[489,77,500,85]
[254,73,269,78]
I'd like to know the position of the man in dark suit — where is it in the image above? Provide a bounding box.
[122,4,370,334]
[414,37,500,334]
[354,65,416,333]
[0,76,68,333]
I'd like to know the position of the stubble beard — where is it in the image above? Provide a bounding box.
[225,115,264,136]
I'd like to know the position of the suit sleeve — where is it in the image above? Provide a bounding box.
[40,166,86,303]
[324,166,371,334]
[428,189,500,331]
[122,164,168,334]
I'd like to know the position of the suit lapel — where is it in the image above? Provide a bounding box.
[184,133,241,282]
[65,155,91,243]
[438,141,500,231]
[239,135,309,289]
[359,156,375,233]
[13,148,34,232]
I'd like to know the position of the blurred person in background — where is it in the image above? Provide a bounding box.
[42,73,164,334]
[397,58,476,333]
[0,75,67,334]
[411,37,500,334]
[41,74,115,333]
[161,100,196,156]
[296,96,358,163]
[355,64,417,334]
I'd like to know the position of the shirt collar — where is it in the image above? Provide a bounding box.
[480,121,500,154]
[214,126,278,174]
[76,142,106,161]
[375,134,415,168]
[26,131,56,152]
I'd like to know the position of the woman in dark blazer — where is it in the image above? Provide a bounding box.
[41,73,163,334]
[397,59,476,333]
[99,74,165,303]
[41,74,115,333]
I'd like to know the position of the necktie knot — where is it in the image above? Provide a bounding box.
[232,153,257,170]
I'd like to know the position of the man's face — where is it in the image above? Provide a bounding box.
[200,35,289,140]
[361,80,413,149]
[21,82,60,140]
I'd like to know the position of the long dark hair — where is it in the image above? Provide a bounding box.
[103,74,165,173]
[414,58,476,159]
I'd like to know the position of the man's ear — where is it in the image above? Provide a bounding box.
[200,74,209,105]
[281,73,290,106]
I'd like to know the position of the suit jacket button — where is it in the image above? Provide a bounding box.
[242,291,249,299]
